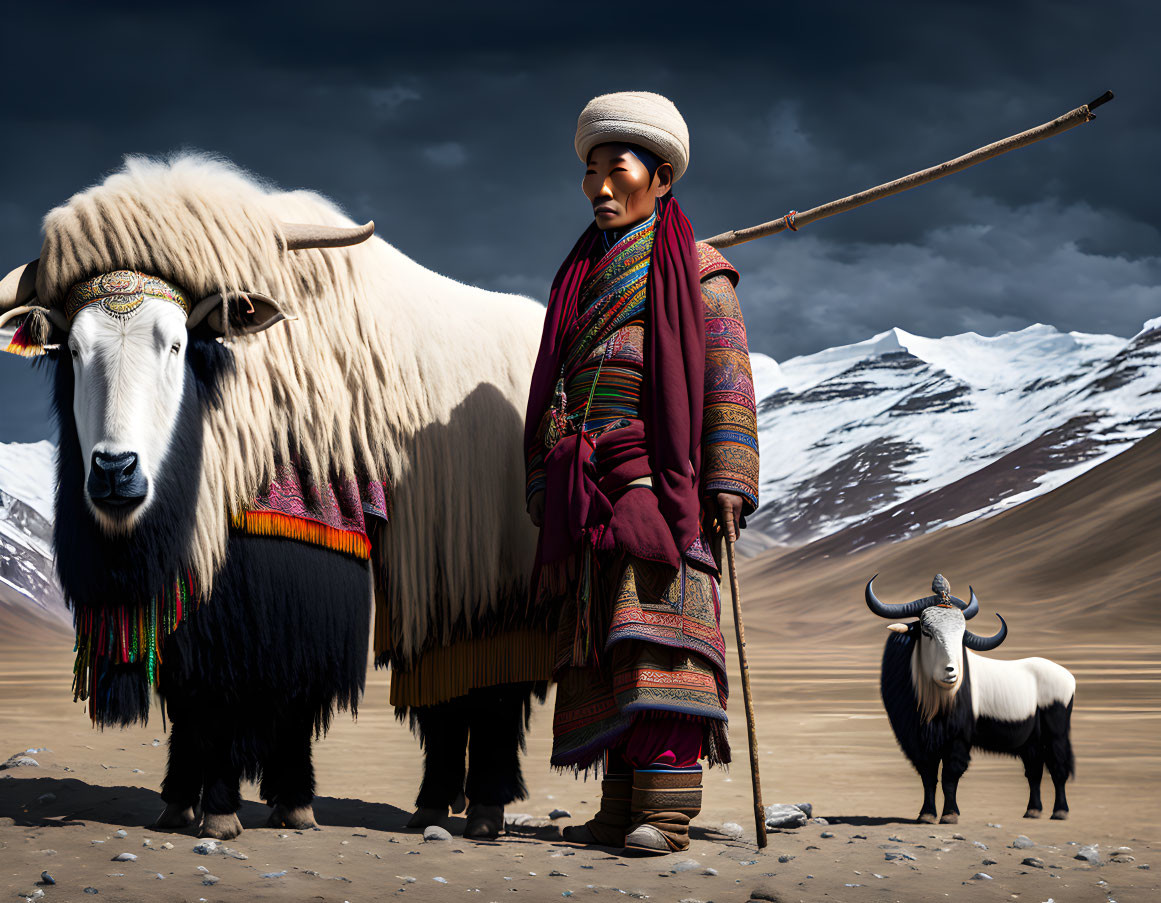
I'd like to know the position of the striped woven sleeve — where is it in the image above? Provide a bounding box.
[698,245,759,513]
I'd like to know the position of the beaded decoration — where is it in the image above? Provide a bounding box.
[65,270,190,321]
[72,571,199,722]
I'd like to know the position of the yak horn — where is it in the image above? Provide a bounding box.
[280,221,375,251]
[951,587,979,620]
[865,576,938,619]
[964,613,1008,651]
[0,259,39,312]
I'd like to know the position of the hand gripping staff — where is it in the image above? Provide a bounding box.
[700,91,1114,249]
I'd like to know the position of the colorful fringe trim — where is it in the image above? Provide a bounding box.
[231,510,371,559]
[389,628,555,709]
[3,322,45,357]
[72,571,199,721]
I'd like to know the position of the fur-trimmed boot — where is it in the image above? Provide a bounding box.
[561,774,633,846]
[622,766,702,854]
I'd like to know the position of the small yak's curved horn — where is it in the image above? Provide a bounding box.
[865,576,938,619]
[964,613,1008,651]
[280,221,375,251]
[951,587,979,620]
[0,259,40,312]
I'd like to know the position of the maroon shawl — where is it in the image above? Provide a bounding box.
[525,196,705,571]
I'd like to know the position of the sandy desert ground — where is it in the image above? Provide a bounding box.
[2,430,1158,902]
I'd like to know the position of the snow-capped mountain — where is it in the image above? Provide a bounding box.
[750,320,1161,546]
[0,440,68,630]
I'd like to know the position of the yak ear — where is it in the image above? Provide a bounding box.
[886,623,911,634]
[187,291,291,337]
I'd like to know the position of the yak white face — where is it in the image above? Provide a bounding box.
[915,606,966,690]
[68,300,189,533]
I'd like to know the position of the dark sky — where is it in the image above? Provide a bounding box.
[1,1,1156,442]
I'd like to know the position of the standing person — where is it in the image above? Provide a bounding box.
[525,91,759,854]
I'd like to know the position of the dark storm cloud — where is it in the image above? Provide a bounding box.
[0,0,1156,441]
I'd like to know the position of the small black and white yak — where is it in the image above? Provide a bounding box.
[0,156,546,839]
[867,574,1076,824]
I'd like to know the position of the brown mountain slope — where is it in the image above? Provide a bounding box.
[738,427,1161,643]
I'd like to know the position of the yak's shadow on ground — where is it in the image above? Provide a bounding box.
[821,815,922,826]
[0,775,410,834]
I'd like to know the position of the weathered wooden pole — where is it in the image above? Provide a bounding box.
[700,91,1113,249]
[721,504,768,849]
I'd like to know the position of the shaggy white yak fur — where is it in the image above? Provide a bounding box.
[35,154,543,661]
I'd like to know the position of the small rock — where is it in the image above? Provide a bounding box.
[951,833,966,840]
[433,876,448,884]
[160,842,173,850]
[1022,857,1045,868]
[852,833,867,840]
[192,840,218,855]
[38,872,55,886]
[888,834,905,842]
[423,825,452,842]
[776,854,795,863]
[1,755,39,769]
[719,822,745,838]
[1012,835,1035,849]
[111,853,137,862]
[763,804,808,829]
[749,882,784,902]
[982,858,998,866]
[884,850,917,861]
[202,875,219,886]
[986,822,1002,828]
[114,829,127,838]
[671,859,700,873]
[702,867,717,876]
[83,888,99,895]
[971,872,993,880]
[154,874,164,880]
[1138,864,1150,870]
[548,809,571,819]
[151,739,160,747]
[812,817,829,825]
[1111,854,1135,863]
[549,870,567,877]
[820,831,835,839]
[796,803,813,817]
[197,866,211,874]
[261,871,288,878]
[973,841,988,850]
[1075,844,1101,865]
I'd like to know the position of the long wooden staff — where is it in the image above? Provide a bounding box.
[701,91,1113,250]
[721,504,768,849]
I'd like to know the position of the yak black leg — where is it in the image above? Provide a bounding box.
[1021,750,1044,818]
[409,698,470,828]
[939,740,970,824]
[1045,701,1073,820]
[1046,748,1071,820]
[917,757,939,824]
[154,716,200,830]
[263,715,318,829]
[198,724,244,840]
[462,683,529,840]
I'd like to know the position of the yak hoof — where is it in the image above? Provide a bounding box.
[267,804,317,830]
[199,812,243,840]
[464,804,505,840]
[939,812,959,825]
[152,803,196,830]
[406,806,448,830]
[1051,809,1069,821]
[917,813,938,824]
[1023,808,1043,819]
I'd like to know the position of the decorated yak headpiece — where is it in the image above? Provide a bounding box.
[0,220,375,355]
[865,573,1008,651]
[575,90,691,182]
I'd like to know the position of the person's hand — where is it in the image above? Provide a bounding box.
[715,492,745,542]
[528,491,545,528]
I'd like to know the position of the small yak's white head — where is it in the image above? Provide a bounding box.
[868,574,1008,719]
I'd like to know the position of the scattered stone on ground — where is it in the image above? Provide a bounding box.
[702,867,717,876]
[38,872,54,886]
[719,822,744,838]
[982,858,998,866]
[111,852,137,862]
[763,804,808,829]
[1023,856,1046,868]
[548,808,571,819]
[192,840,217,855]
[1012,834,1035,849]
[201,874,219,885]
[971,872,993,880]
[2,755,39,769]
[114,829,127,838]
[423,825,452,842]
[1076,844,1102,864]
[820,831,835,839]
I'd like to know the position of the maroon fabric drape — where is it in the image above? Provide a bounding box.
[525,197,705,572]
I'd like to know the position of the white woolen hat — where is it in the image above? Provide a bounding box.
[574,91,690,182]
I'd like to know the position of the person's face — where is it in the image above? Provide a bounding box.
[582,143,672,230]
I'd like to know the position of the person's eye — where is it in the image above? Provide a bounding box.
[585,169,597,175]
[611,167,627,173]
